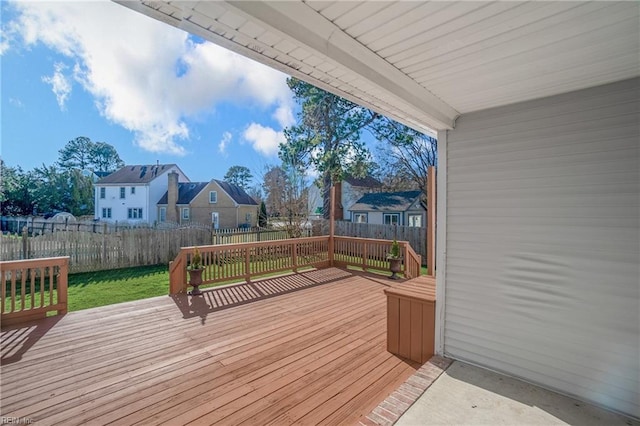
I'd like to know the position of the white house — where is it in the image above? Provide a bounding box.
[119,2,639,419]
[308,175,382,220]
[94,164,189,224]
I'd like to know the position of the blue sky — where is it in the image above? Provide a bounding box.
[1,1,301,183]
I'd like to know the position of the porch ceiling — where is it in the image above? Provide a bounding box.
[117,1,639,134]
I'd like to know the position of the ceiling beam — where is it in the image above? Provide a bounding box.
[224,1,459,130]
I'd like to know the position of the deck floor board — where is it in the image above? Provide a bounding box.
[1,268,430,425]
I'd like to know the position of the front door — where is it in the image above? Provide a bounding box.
[211,212,219,230]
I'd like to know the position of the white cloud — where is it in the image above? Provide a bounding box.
[9,97,24,109]
[3,0,294,156]
[218,131,232,155]
[243,123,285,157]
[42,62,71,110]
[273,104,295,128]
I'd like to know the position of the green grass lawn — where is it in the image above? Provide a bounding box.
[5,262,431,313]
[66,265,170,312]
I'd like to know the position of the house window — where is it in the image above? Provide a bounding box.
[353,213,367,223]
[383,213,400,226]
[120,187,126,199]
[408,214,422,227]
[245,213,252,223]
[131,187,136,195]
[209,191,217,203]
[127,208,143,219]
[101,208,112,219]
[99,187,106,199]
[182,207,190,220]
[159,207,166,222]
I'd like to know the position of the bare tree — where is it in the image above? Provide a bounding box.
[373,122,437,199]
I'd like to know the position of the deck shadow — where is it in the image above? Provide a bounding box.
[1,315,64,365]
[170,268,359,323]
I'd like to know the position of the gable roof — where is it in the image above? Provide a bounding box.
[156,180,258,206]
[214,180,258,205]
[157,182,209,205]
[97,164,181,184]
[343,175,382,188]
[349,191,423,212]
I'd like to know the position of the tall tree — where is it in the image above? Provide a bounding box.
[224,165,253,189]
[58,136,123,172]
[258,201,268,228]
[90,141,124,172]
[57,136,94,170]
[262,165,288,217]
[280,78,380,219]
[0,161,36,215]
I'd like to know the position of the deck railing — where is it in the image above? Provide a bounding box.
[169,236,421,294]
[169,237,330,294]
[1,256,69,326]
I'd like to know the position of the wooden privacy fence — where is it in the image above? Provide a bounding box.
[1,257,69,327]
[0,227,212,273]
[212,228,310,245]
[333,221,427,265]
[169,236,421,294]
[1,223,309,273]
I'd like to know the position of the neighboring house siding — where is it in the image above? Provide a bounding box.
[94,165,188,224]
[95,185,148,222]
[444,78,639,417]
[147,168,188,224]
[186,181,257,228]
[341,182,369,220]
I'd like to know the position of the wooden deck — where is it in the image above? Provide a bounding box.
[1,268,427,425]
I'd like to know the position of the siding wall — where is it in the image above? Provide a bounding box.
[444,78,639,417]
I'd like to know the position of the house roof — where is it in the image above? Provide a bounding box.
[349,190,422,212]
[157,182,209,205]
[156,180,258,206]
[343,175,382,188]
[214,180,258,205]
[97,164,180,184]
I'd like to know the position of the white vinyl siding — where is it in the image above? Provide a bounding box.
[444,78,639,418]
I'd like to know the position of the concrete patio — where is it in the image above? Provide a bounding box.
[395,361,639,426]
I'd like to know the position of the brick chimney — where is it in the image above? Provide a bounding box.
[167,171,179,223]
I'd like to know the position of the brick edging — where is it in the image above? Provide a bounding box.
[360,356,453,426]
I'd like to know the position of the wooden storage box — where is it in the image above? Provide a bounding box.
[385,282,435,364]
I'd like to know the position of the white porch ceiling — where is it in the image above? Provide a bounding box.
[116,1,639,134]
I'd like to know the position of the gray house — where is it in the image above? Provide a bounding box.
[119,2,639,418]
[348,191,425,227]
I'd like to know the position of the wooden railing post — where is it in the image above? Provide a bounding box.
[58,257,69,315]
[292,241,298,273]
[402,242,408,276]
[244,247,251,283]
[362,243,368,272]
[329,186,336,266]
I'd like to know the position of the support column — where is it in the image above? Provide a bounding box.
[427,166,436,276]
